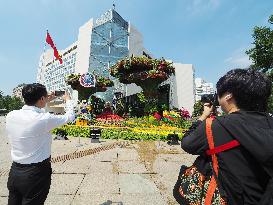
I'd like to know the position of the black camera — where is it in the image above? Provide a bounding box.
[200,93,220,116]
[200,93,219,107]
[54,90,65,97]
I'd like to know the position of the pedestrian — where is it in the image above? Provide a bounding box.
[6,83,75,205]
[181,69,273,204]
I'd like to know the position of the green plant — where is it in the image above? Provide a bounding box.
[192,100,203,117]
[110,56,175,116]
[52,125,187,141]
[65,73,114,100]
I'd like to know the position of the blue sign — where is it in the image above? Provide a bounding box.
[80,73,96,87]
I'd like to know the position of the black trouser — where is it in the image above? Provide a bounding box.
[7,158,52,205]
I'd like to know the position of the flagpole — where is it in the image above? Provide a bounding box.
[42,30,47,66]
[37,30,47,84]
[42,29,47,80]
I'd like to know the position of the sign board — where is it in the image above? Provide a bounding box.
[80,73,96,88]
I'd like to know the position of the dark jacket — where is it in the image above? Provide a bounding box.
[181,111,273,205]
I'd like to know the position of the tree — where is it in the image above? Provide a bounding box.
[246,14,273,112]
[192,100,203,118]
[0,90,4,109]
[3,96,24,112]
[246,14,273,78]
[110,56,175,114]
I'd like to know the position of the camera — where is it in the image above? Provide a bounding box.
[54,90,65,97]
[200,93,219,107]
[201,93,219,116]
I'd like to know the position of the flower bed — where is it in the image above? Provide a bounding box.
[52,112,192,141]
[52,126,184,141]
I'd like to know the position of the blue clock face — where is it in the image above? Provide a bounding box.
[80,73,96,87]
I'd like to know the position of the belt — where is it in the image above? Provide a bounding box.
[13,157,51,168]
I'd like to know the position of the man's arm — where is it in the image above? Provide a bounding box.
[181,103,213,155]
[46,100,75,131]
[45,92,75,131]
[181,120,208,155]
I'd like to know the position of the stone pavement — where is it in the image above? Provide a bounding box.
[0,116,196,205]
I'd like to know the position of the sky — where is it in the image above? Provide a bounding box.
[0,0,272,95]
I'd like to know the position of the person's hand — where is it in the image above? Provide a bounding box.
[62,91,71,102]
[47,92,56,102]
[198,103,214,121]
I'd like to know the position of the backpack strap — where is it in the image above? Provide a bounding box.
[206,140,240,155]
[204,118,241,205]
[205,118,219,174]
[204,118,219,205]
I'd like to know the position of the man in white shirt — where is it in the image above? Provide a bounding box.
[6,83,75,205]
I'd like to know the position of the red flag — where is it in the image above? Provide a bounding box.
[45,31,63,64]
[53,47,63,64]
[46,32,55,48]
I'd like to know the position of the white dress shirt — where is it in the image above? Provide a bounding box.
[6,100,75,164]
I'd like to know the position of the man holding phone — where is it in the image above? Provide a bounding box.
[6,83,75,205]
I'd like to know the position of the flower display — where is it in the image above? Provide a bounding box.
[179,107,191,119]
[65,73,114,100]
[110,56,175,115]
[110,56,175,85]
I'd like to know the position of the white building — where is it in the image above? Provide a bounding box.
[37,8,196,113]
[195,78,214,101]
[37,9,147,103]
[12,84,26,101]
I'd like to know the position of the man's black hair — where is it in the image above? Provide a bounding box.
[22,83,47,106]
[216,69,272,112]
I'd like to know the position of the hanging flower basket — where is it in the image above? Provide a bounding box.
[65,73,114,100]
[110,56,175,115]
[110,56,175,85]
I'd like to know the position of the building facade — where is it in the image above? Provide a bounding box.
[12,84,26,101]
[37,9,147,102]
[37,8,196,113]
[195,78,214,101]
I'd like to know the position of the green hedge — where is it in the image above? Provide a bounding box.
[52,126,182,141]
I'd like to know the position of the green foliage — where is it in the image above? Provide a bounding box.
[144,99,158,114]
[110,56,175,116]
[65,73,113,100]
[113,98,126,116]
[160,104,169,111]
[246,25,273,75]
[246,13,273,75]
[192,100,203,117]
[110,56,175,82]
[269,14,273,25]
[89,95,105,115]
[0,92,24,112]
[137,92,147,104]
[52,126,170,141]
[101,128,168,141]
[121,115,192,129]
[246,13,273,113]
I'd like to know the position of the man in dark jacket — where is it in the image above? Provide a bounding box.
[181,69,273,204]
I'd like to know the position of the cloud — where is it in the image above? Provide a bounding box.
[186,0,220,15]
[225,48,252,68]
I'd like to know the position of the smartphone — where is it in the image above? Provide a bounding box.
[55,90,65,96]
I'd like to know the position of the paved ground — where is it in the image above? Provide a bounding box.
[0,116,196,205]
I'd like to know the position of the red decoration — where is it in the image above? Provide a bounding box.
[96,113,124,121]
[46,31,63,64]
[153,112,162,120]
